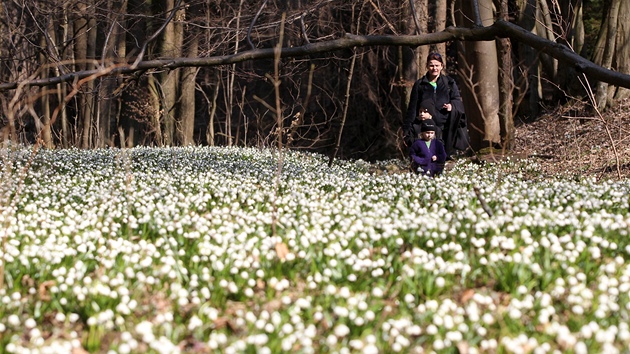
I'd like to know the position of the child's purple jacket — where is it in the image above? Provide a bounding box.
[410,138,447,176]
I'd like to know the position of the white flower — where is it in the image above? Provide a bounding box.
[482,313,495,325]
[281,323,294,335]
[24,318,36,329]
[508,308,521,319]
[435,277,445,288]
[188,315,203,331]
[363,344,379,354]
[326,334,338,346]
[334,324,350,338]
[7,315,20,326]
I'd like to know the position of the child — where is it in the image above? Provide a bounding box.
[410,120,447,177]
[418,99,443,141]
[404,99,439,146]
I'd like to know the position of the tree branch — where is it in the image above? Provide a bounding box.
[3,20,630,91]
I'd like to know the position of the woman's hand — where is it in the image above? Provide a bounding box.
[443,103,452,112]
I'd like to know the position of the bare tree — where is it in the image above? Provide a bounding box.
[2,0,630,161]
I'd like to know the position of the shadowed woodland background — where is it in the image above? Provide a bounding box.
[1,0,628,162]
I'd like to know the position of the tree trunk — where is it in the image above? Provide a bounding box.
[591,5,608,67]
[457,0,500,149]
[402,0,429,115]
[177,35,199,145]
[159,0,184,146]
[85,13,98,147]
[516,0,541,118]
[554,0,584,96]
[72,1,97,148]
[435,0,447,55]
[225,0,245,147]
[38,31,53,148]
[613,0,630,101]
[206,71,220,146]
[569,0,585,56]
[98,0,128,147]
[594,0,620,111]
[416,0,429,71]
[60,7,72,147]
[497,0,514,149]
[537,0,558,83]
[148,75,163,145]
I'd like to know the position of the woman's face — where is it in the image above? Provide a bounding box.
[426,60,443,77]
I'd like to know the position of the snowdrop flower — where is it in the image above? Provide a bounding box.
[326,334,338,346]
[24,318,36,329]
[508,308,521,319]
[7,315,20,327]
[187,316,203,331]
[482,313,495,325]
[363,344,378,354]
[435,277,445,288]
[334,324,350,338]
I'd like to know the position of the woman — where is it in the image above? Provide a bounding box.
[404,52,467,156]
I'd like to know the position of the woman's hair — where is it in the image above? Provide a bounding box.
[426,52,443,64]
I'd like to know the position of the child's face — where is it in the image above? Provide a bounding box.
[420,131,435,140]
[418,109,431,120]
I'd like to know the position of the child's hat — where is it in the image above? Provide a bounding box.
[420,119,437,132]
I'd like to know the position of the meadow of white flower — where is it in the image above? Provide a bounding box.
[1,145,630,353]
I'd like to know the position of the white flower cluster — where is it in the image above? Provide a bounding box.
[1,146,630,352]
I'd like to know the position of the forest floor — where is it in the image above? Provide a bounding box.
[511,98,630,180]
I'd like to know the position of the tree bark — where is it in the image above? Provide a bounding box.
[568,0,585,56]
[33,23,52,148]
[60,6,72,147]
[458,0,500,149]
[594,0,620,111]
[613,0,630,101]
[417,0,429,71]
[435,0,447,55]
[177,35,199,146]
[74,1,97,148]
[554,0,584,96]
[537,0,558,82]
[401,0,427,130]
[97,0,128,148]
[497,0,514,149]
[591,3,608,68]
[86,13,98,147]
[159,0,185,146]
[73,3,87,147]
[515,0,541,118]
